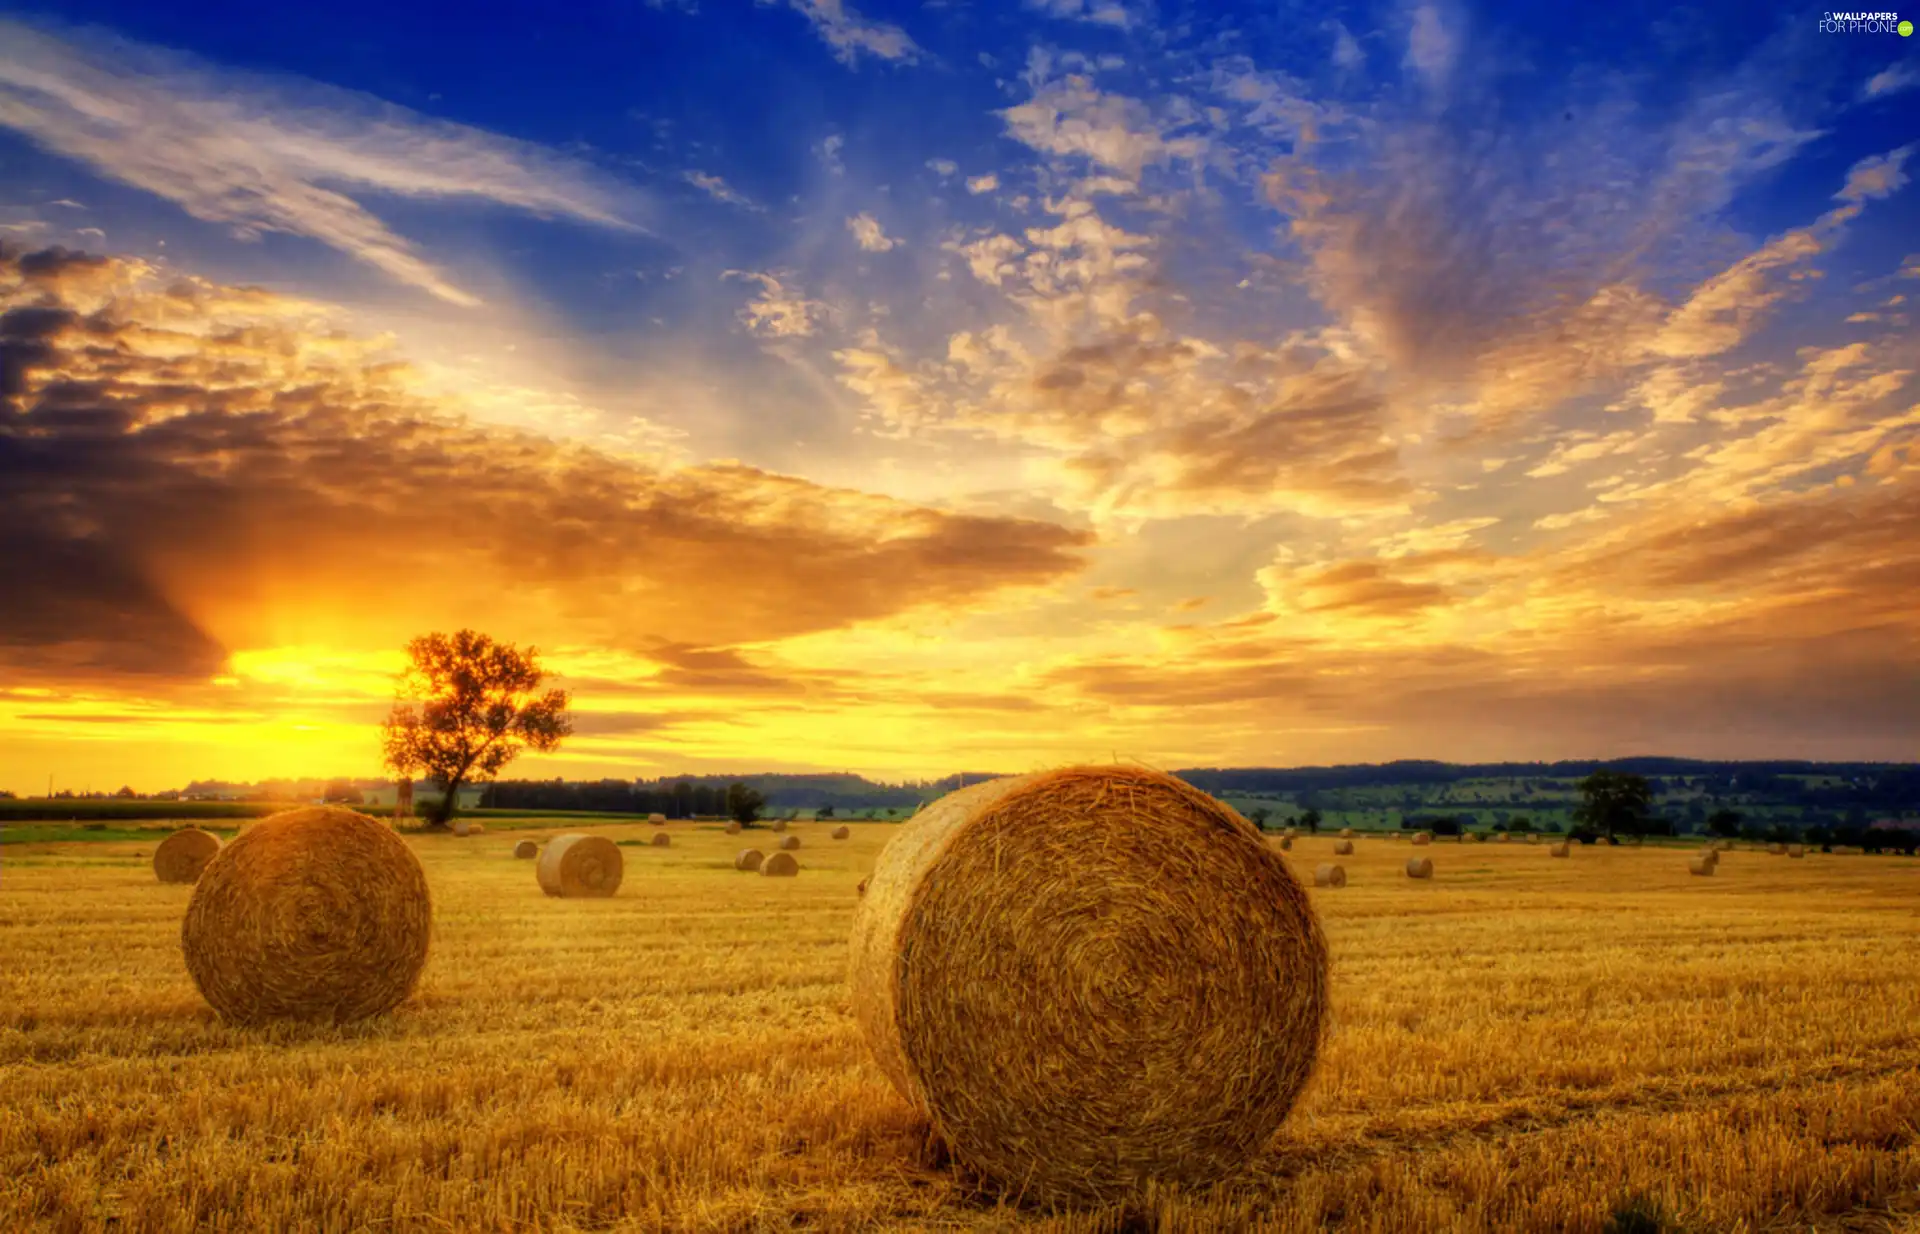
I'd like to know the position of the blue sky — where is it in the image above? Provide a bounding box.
[1,0,1917,789]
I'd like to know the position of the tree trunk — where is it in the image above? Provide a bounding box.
[429,776,464,828]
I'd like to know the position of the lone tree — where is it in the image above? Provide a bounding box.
[1247,805,1272,829]
[1300,807,1323,834]
[380,629,572,828]
[1707,808,1744,838]
[1574,770,1653,845]
[727,782,765,826]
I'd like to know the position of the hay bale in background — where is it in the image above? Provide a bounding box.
[779,835,801,851]
[180,807,430,1024]
[648,813,667,825]
[650,832,671,848]
[1496,833,1511,843]
[512,839,538,859]
[452,820,472,837]
[1549,842,1570,858]
[1769,843,1787,856]
[849,765,1328,1207]
[1406,857,1434,879]
[735,849,765,872]
[1334,839,1354,855]
[1411,832,1432,847]
[1279,836,1293,850]
[1527,834,1541,845]
[467,823,485,836]
[1788,844,1805,859]
[762,852,800,877]
[1313,863,1345,888]
[1283,828,1298,840]
[1338,827,1353,838]
[1688,855,1715,876]
[725,821,742,835]
[832,825,851,840]
[772,819,789,834]
[536,834,623,897]
[154,828,221,884]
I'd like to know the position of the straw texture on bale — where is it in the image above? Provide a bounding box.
[650,832,671,848]
[762,851,800,877]
[848,765,1329,1207]
[778,835,801,851]
[1550,841,1570,858]
[648,813,667,824]
[1333,839,1354,855]
[1313,863,1346,888]
[1688,855,1715,876]
[735,849,764,872]
[832,825,851,839]
[772,819,789,833]
[154,828,221,884]
[535,834,623,897]
[1411,832,1431,846]
[512,839,538,859]
[180,807,430,1024]
[725,821,742,835]
[1406,856,1434,879]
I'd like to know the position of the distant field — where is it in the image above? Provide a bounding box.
[5,822,1919,1231]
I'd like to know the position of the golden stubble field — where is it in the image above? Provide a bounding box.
[3,822,1919,1233]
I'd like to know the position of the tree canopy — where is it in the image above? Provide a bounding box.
[1574,770,1654,844]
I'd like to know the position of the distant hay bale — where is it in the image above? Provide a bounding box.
[832,825,851,839]
[1688,855,1715,876]
[1411,832,1431,847]
[1338,827,1352,838]
[1278,836,1292,850]
[153,828,221,884]
[650,832,671,848]
[848,765,1328,1206]
[1787,844,1805,859]
[1768,843,1787,855]
[1283,828,1298,840]
[735,849,765,872]
[1496,833,1511,843]
[1405,857,1434,879]
[648,813,667,824]
[772,819,789,833]
[512,839,538,859]
[1313,863,1346,888]
[1333,839,1354,855]
[1527,834,1541,845]
[452,820,471,837]
[1549,842,1570,858]
[536,834,623,897]
[467,823,484,836]
[762,851,800,877]
[725,821,742,835]
[180,807,430,1024]
[778,835,801,851]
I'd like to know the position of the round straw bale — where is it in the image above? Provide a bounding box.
[1313,863,1346,888]
[1278,836,1292,850]
[1787,844,1805,858]
[832,825,851,839]
[536,834,623,897]
[725,820,742,835]
[735,849,765,872]
[1411,832,1431,846]
[1496,833,1510,843]
[779,834,801,850]
[650,832,671,848]
[648,813,667,824]
[154,828,221,884]
[1405,856,1434,879]
[452,819,471,837]
[1333,839,1354,856]
[1768,842,1786,855]
[513,839,538,859]
[467,823,485,836]
[1283,828,1298,840]
[848,765,1328,1207]
[762,851,800,877]
[1549,841,1570,857]
[772,819,789,833]
[1688,855,1715,876]
[180,807,429,1024]
[1338,827,1352,838]
[1528,834,1541,844]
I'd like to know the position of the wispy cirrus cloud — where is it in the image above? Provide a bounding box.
[683,170,762,211]
[0,19,647,306]
[778,0,919,67]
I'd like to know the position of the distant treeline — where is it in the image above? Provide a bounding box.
[479,773,965,816]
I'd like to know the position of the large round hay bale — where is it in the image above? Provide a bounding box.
[832,825,851,840]
[735,849,765,872]
[849,765,1328,1206]
[772,819,789,834]
[779,835,801,851]
[1333,839,1354,856]
[536,834,623,897]
[1405,856,1434,879]
[648,813,666,825]
[1411,832,1431,847]
[650,832,671,848]
[1688,855,1715,876]
[725,820,742,835]
[513,839,538,859]
[180,807,429,1024]
[762,852,800,877]
[1549,842,1570,858]
[154,828,221,884]
[1313,863,1346,888]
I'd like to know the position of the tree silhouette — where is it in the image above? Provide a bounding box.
[727,782,766,825]
[381,630,571,827]
[1574,770,1653,845]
